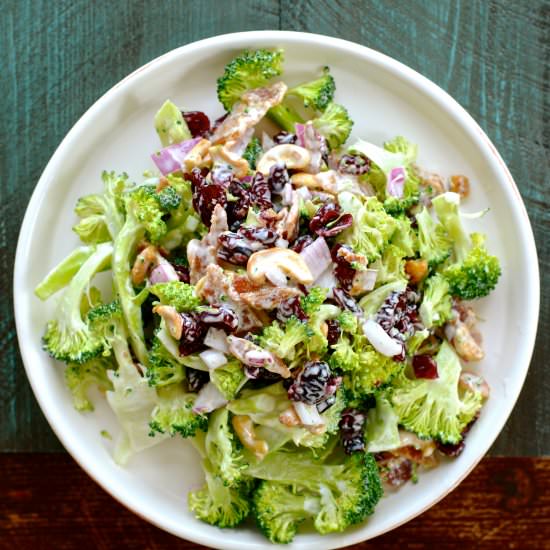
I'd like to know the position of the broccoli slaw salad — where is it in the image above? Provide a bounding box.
[35,48,501,544]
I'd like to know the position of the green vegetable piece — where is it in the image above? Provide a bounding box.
[154,99,191,146]
[312,102,353,149]
[148,281,202,312]
[288,66,336,111]
[419,273,453,328]
[365,395,401,453]
[391,341,484,444]
[242,136,262,170]
[64,357,113,412]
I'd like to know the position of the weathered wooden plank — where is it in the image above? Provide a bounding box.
[1,455,549,549]
[0,0,279,451]
[279,0,550,456]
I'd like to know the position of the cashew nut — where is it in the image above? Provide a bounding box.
[452,322,484,362]
[247,248,314,285]
[232,415,269,460]
[279,407,301,427]
[209,145,249,179]
[153,305,183,340]
[131,245,159,285]
[405,259,429,284]
[182,138,212,172]
[256,144,311,175]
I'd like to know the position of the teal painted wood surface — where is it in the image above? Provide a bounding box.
[1,0,548,454]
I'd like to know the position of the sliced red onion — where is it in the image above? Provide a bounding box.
[149,263,179,284]
[151,137,201,175]
[199,349,227,370]
[302,122,324,173]
[352,268,378,293]
[204,328,229,353]
[386,167,406,198]
[293,401,325,428]
[300,237,332,282]
[281,183,294,206]
[294,123,306,147]
[192,382,227,414]
[314,266,338,296]
[362,319,403,357]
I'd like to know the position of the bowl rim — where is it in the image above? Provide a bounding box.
[14,30,540,549]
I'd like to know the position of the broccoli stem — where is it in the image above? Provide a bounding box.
[35,245,96,300]
[267,104,304,134]
[113,209,148,365]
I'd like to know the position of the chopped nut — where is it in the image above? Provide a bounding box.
[459,371,490,399]
[420,172,445,196]
[155,177,169,193]
[320,321,329,338]
[256,144,312,175]
[131,245,159,285]
[405,259,429,284]
[452,322,484,362]
[279,407,301,427]
[152,305,183,340]
[247,248,314,286]
[449,175,470,198]
[232,415,269,460]
[182,138,212,172]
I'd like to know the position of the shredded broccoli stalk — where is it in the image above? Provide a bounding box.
[42,242,113,363]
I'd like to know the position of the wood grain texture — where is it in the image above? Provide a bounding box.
[1,0,548,453]
[1,454,549,549]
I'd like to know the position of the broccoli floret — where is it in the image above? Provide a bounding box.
[383,135,418,163]
[87,300,129,357]
[210,359,247,400]
[148,383,207,438]
[156,184,181,211]
[249,450,382,542]
[259,317,308,362]
[188,458,253,528]
[268,103,304,134]
[391,340,484,444]
[365,395,401,453]
[444,233,501,300]
[73,171,127,244]
[312,102,353,149]
[415,207,452,269]
[300,286,328,315]
[389,215,418,258]
[369,244,407,287]
[147,337,185,387]
[242,136,262,170]
[129,185,169,244]
[432,193,501,299]
[331,335,403,399]
[217,48,284,111]
[338,192,398,262]
[337,310,358,334]
[64,357,113,412]
[205,408,248,486]
[148,281,202,312]
[419,273,452,328]
[154,99,191,147]
[35,246,97,301]
[287,66,336,111]
[42,242,113,363]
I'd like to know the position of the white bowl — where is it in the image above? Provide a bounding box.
[14,31,539,549]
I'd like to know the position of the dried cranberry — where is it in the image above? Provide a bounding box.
[378,455,414,487]
[217,225,278,266]
[198,305,239,333]
[339,408,366,454]
[182,110,211,138]
[268,163,290,193]
[178,313,207,356]
[273,131,297,145]
[276,296,308,323]
[244,365,283,383]
[251,172,272,210]
[171,263,190,284]
[331,244,357,292]
[412,354,439,379]
[189,168,227,227]
[187,368,209,393]
[376,288,423,348]
[290,235,314,254]
[326,319,341,346]
[332,287,362,315]
[309,203,353,238]
[226,181,252,229]
[288,361,334,405]
[338,153,371,175]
